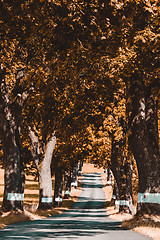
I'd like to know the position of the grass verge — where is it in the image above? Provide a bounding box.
[0,211,31,229]
[0,196,79,229]
[0,180,82,229]
[122,215,160,230]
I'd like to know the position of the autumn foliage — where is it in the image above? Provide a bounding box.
[0,0,159,214]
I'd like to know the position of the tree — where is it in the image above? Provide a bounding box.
[128,74,160,214]
[29,128,56,209]
[0,62,29,211]
[1,0,159,216]
[108,0,160,214]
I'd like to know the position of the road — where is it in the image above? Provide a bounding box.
[0,173,151,240]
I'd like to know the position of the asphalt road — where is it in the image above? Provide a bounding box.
[0,173,152,240]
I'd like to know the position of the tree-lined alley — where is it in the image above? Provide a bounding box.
[0,0,159,217]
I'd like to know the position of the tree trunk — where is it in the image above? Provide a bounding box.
[0,69,25,211]
[38,133,56,209]
[71,162,78,188]
[29,129,56,210]
[111,135,133,213]
[128,76,160,214]
[111,179,119,206]
[64,171,72,199]
[53,166,63,207]
[78,160,83,176]
[107,168,112,185]
[1,132,25,211]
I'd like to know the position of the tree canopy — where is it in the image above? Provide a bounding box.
[0,0,159,214]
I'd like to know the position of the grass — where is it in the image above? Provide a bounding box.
[0,175,80,228]
[25,178,37,182]
[104,201,113,208]
[121,215,160,230]
[0,164,159,240]
[35,195,78,217]
[24,200,38,204]
[24,194,39,199]
[35,209,61,217]
[25,184,39,190]
[0,211,31,229]
[62,199,75,209]
[0,195,79,229]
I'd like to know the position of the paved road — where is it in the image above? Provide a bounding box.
[0,173,151,240]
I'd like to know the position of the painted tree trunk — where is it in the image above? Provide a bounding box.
[53,166,63,207]
[71,163,79,188]
[29,129,56,209]
[107,168,112,185]
[64,171,72,199]
[1,131,25,211]
[128,77,160,214]
[119,160,133,214]
[111,135,133,213]
[0,70,25,211]
[110,138,121,211]
[78,160,83,176]
[38,133,56,209]
[111,179,119,204]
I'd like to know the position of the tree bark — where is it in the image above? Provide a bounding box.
[106,168,112,185]
[111,135,133,213]
[78,160,83,176]
[53,166,63,207]
[29,128,56,209]
[128,76,160,214]
[71,162,79,188]
[111,179,119,205]
[0,68,25,211]
[38,133,56,209]
[64,171,72,199]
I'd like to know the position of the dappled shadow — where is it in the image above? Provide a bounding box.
[81,174,104,189]
[0,211,121,239]
[0,173,151,240]
[82,184,104,189]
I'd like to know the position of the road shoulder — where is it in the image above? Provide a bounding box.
[101,172,160,240]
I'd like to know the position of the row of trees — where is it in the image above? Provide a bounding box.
[0,0,159,215]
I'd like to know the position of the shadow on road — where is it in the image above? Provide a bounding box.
[0,173,151,240]
[0,212,121,239]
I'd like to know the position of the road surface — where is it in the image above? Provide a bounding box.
[0,173,151,239]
